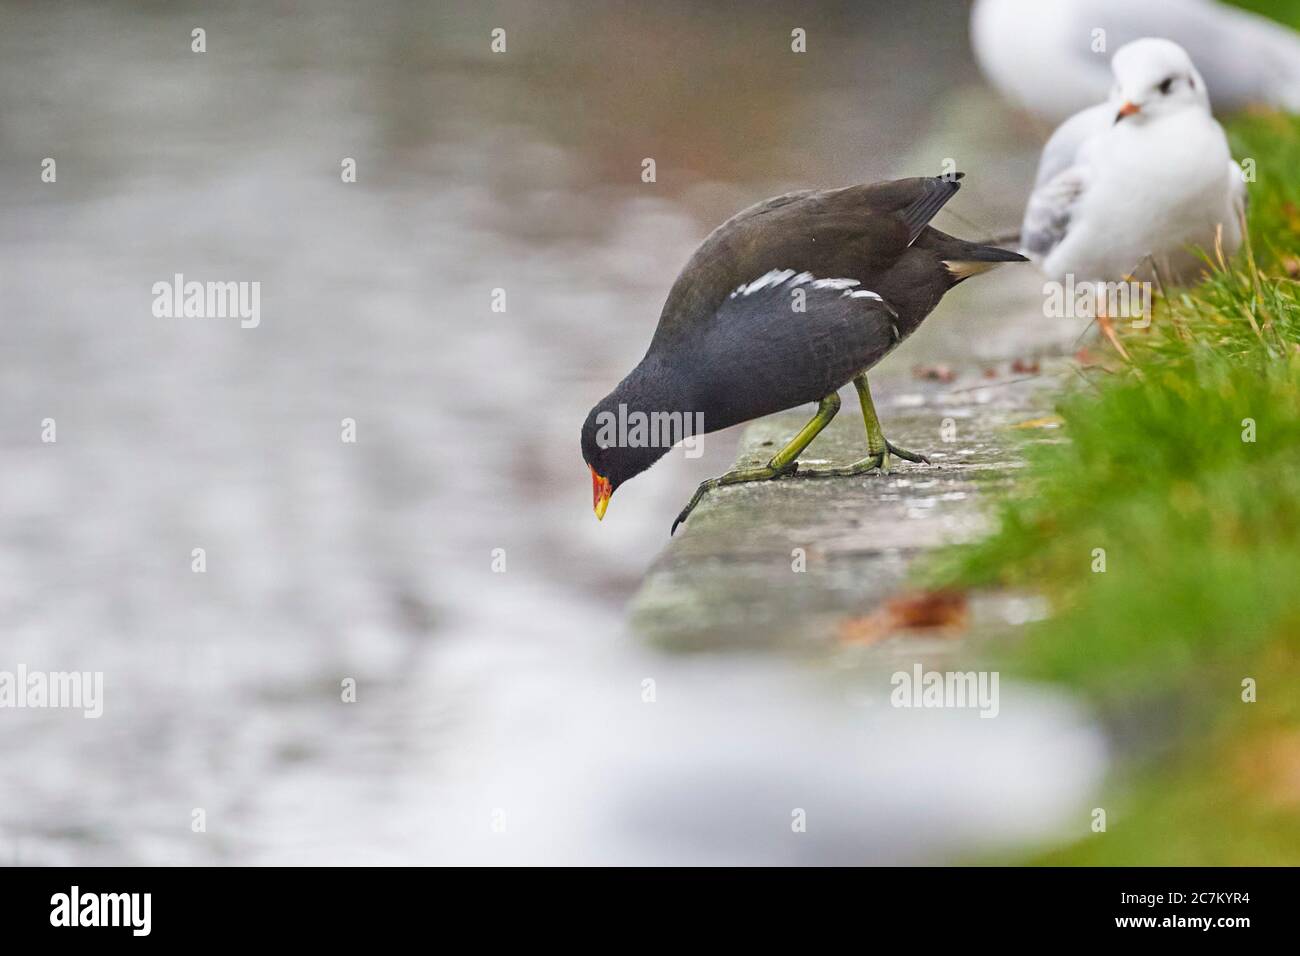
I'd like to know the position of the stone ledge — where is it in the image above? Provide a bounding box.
[628,370,1060,651]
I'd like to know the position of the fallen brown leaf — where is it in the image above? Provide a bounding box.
[837,589,969,644]
[1012,415,1063,430]
[912,364,956,383]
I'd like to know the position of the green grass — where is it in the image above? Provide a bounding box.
[1228,0,1300,29]
[936,112,1300,864]
[1227,111,1300,269]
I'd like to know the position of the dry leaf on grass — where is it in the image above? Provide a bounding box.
[1236,731,1300,809]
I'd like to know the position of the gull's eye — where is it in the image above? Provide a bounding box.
[1158,76,1175,95]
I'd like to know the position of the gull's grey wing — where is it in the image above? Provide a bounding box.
[1031,102,1110,189]
[1020,102,1109,259]
[1021,167,1089,261]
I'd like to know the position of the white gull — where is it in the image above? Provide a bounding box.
[973,0,1300,123]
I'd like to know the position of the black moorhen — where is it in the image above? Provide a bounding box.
[581,173,1027,534]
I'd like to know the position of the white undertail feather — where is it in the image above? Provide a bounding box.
[943,259,1004,281]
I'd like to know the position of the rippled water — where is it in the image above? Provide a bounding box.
[0,0,1100,864]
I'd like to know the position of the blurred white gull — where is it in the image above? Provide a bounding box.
[1020,39,1246,351]
[972,0,1300,123]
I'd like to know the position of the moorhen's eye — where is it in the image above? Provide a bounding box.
[1158,76,1175,95]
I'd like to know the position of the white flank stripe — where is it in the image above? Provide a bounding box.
[728,269,899,327]
[731,269,863,298]
[734,268,796,297]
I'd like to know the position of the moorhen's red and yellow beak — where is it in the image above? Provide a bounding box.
[591,466,612,520]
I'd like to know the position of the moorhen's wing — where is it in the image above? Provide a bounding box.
[682,270,903,434]
[652,176,962,348]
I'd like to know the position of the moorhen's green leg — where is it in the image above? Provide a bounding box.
[671,392,841,534]
[797,374,929,477]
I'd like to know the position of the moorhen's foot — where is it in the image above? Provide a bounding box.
[885,440,930,465]
[795,440,930,479]
[792,453,885,478]
[670,459,799,535]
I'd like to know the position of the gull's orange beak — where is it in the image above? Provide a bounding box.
[1116,100,1141,120]
[591,466,612,521]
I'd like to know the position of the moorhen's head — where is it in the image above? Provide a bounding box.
[581,401,669,520]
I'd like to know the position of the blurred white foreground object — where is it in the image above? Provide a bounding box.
[973,0,1300,123]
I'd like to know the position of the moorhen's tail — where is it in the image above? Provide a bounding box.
[899,174,964,244]
[913,226,1029,284]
